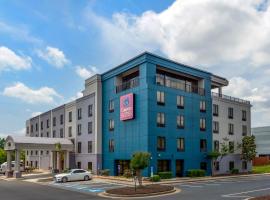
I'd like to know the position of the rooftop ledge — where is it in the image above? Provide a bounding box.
[212,92,251,105]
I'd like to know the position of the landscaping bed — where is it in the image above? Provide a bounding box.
[251,195,270,200]
[105,184,174,196]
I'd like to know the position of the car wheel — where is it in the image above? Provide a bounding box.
[62,177,68,183]
[84,175,89,181]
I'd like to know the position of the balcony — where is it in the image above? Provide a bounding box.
[116,77,139,93]
[211,92,251,105]
[156,74,205,96]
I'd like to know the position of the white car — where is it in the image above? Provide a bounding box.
[54,169,92,183]
[0,161,24,174]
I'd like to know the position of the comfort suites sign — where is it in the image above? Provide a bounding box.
[120,93,134,121]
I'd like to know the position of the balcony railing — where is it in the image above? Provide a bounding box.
[211,92,251,105]
[156,74,205,96]
[116,77,140,93]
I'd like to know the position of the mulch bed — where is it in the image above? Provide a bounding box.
[106,184,174,196]
[251,196,270,200]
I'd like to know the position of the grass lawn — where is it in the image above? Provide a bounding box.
[252,165,270,174]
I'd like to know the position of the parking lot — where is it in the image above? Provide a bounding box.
[47,179,127,195]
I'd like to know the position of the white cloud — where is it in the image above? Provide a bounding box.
[75,65,98,79]
[2,82,61,104]
[70,92,83,101]
[37,46,69,68]
[31,112,42,118]
[0,128,26,138]
[0,46,32,72]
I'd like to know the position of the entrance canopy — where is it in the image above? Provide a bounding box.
[4,135,74,151]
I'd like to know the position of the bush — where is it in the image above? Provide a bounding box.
[231,168,239,174]
[150,175,160,182]
[158,171,173,179]
[100,169,110,176]
[187,169,206,177]
[123,169,132,178]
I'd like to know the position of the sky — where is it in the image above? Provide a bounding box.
[0,0,270,137]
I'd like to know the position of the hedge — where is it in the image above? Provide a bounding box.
[150,175,161,182]
[100,169,110,176]
[158,171,173,179]
[231,168,239,174]
[187,169,206,177]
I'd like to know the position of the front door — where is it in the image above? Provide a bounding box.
[176,160,184,177]
[115,160,130,176]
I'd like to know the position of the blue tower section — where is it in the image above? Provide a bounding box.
[101,52,212,177]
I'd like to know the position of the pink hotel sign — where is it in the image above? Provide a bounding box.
[120,93,134,121]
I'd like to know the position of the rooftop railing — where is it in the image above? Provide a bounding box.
[156,74,205,96]
[115,77,140,93]
[211,92,251,105]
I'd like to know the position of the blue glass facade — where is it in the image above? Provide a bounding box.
[101,53,212,177]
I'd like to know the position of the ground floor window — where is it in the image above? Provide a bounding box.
[88,162,92,171]
[214,161,219,171]
[200,162,207,171]
[77,162,81,169]
[229,161,234,171]
[175,160,184,177]
[242,161,247,170]
[115,160,130,176]
[157,160,171,172]
[35,161,38,168]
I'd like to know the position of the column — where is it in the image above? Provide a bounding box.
[56,151,61,172]
[5,150,12,178]
[14,150,22,178]
[50,151,53,170]
[65,151,70,170]
[218,87,222,97]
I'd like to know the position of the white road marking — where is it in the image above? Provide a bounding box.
[222,187,270,198]
[181,184,203,188]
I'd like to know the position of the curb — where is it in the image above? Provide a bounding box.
[99,187,180,199]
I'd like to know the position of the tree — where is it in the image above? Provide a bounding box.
[0,148,7,164]
[130,152,151,187]
[0,138,5,149]
[241,135,256,162]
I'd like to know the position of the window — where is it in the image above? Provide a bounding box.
[213,104,219,116]
[47,119,49,128]
[36,150,38,155]
[35,123,38,131]
[60,128,64,138]
[109,119,114,131]
[60,114,63,125]
[53,130,56,138]
[228,107,234,119]
[77,162,81,169]
[78,108,82,120]
[40,151,43,156]
[46,151,49,155]
[77,124,82,136]
[200,139,207,152]
[242,125,247,136]
[177,95,184,109]
[214,161,220,171]
[213,121,219,133]
[27,126,29,134]
[200,118,206,131]
[88,105,93,117]
[26,150,28,156]
[30,150,33,155]
[157,113,165,127]
[31,125,33,133]
[41,121,43,130]
[228,123,234,135]
[214,140,219,152]
[177,115,184,129]
[53,117,56,126]
[200,100,206,112]
[88,141,93,153]
[88,122,93,134]
[157,91,165,105]
[109,100,114,113]
[69,111,72,122]
[41,133,43,137]
[46,132,49,137]
[229,161,234,171]
[88,162,93,171]
[242,161,247,170]
[157,136,166,151]
[242,110,247,121]
[77,142,82,153]
[177,138,185,152]
[229,141,234,153]
[68,126,72,137]
[109,139,114,152]
[200,162,207,171]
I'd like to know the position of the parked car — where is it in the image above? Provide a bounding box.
[54,169,92,183]
[0,161,25,174]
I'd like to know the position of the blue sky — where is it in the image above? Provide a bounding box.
[1,0,270,137]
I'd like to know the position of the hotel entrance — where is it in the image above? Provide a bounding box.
[176,159,184,177]
[115,160,130,176]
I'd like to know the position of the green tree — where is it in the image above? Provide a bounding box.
[0,138,5,149]
[241,135,256,162]
[0,148,7,164]
[130,152,151,186]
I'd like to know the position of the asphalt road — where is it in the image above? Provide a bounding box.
[1,174,270,200]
